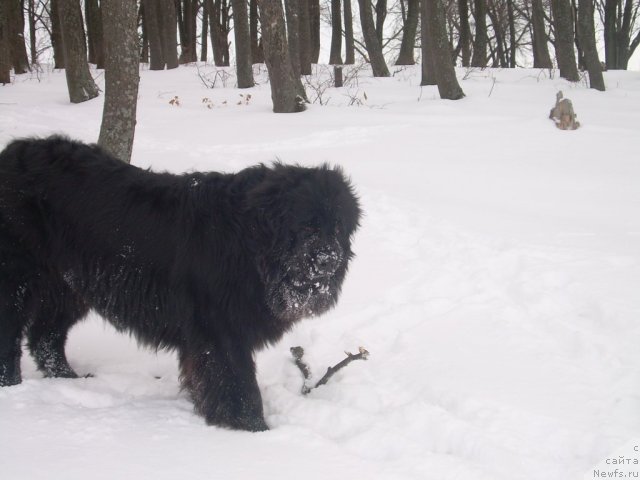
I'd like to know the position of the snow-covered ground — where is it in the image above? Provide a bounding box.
[1,64,639,480]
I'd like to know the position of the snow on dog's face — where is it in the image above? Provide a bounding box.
[247,164,361,324]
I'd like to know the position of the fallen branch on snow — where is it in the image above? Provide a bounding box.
[290,346,370,395]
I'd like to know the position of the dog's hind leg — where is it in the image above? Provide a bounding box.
[26,277,89,379]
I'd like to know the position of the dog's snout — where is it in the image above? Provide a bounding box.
[312,244,343,276]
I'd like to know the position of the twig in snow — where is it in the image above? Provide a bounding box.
[290,346,370,395]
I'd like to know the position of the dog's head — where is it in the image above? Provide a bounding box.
[245,164,361,324]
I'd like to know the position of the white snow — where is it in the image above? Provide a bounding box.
[1,64,639,480]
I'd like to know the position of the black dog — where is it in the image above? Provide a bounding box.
[0,136,360,431]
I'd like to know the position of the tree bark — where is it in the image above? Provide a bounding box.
[420,0,436,85]
[86,0,104,68]
[8,0,29,74]
[285,0,302,76]
[58,0,99,103]
[310,0,320,63]
[395,0,419,65]
[357,0,390,76]
[577,0,605,90]
[506,0,516,67]
[470,0,487,67]
[329,0,343,65]
[531,0,552,68]
[249,0,263,63]
[256,0,306,113]
[0,1,11,84]
[344,0,355,64]
[375,0,387,44]
[201,0,209,61]
[50,0,65,68]
[143,0,165,69]
[28,0,37,64]
[209,0,230,66]
[178,0,198,63]
[551,0,580,81]
[159,0,179,69]
[298,0,312,74]
[424,0,464,99]
[98,0,140,163]
[458,0,471,66]
[231,0,254,88]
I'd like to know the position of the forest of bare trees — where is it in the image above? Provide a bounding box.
[1,1,639,111]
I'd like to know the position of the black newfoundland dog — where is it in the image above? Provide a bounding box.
[0,136,360,431]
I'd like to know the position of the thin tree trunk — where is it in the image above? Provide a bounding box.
[420,0,436,85]
[50,0,65,68]
[299,0,311,74]
[458,0,471,66]
[532,0,552,68]
[140,2,149,63]
[577,0,605,90]
[487,6,507,67]
[178,0,198,63]
[470,0,487,67]
[201,0,209,61]
[551,0,580,81]
[506,0,516,67]
[310,0,320,63]
[159,0,179,69]
[344,0,355,64]
[256,0,306,113]
[143,0,165,69]
[231,0,254,88]
[86,0,104,68]
[329,0,343,65]
[425,0,464,99]
[9,0,29,73]
[396,0,419,65]
[375,0,387,44]
[0,0,11,84]
[209,0,230,66]
[285,0,302,76]
[28,0,37,64]
[249,0,263,63]
[357,0,390,76]
[58,0,99,103]
[99,0,140,163]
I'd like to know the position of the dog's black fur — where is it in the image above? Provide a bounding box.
[0,136,360,431]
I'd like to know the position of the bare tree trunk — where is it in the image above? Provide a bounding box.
[231,0,254,88]
[470,0,487,67]
[8,0,29,74]
[140,2,149,63]
[375,0,387,44]
[86,0,104,68]
[51,0,65,68]
[329,0,343,65]
[285,0,302,76]
[209,0,230,66]
[532,0,552,68]
[395,0,419,65]
[487,6,507,67]
[458,0,471,66]
[256,0,306,113]
[201,0,209,61]
[551,0,579,81]
[577,0,605,90]
[424,0,464,99]
[160,0,179,69]
[99,0,140,163]
[28,0,37,64]
[506,0,516,67]
[0,1,11,84]
[143,0,165,69]
[357,0,390,76]
[420,0,436,85]
[299,0,312,74]
[178,0,198,63]
[249,0,263,63]
[310,0,320,63]
[58,0,99,103]
[344,0,355,64]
